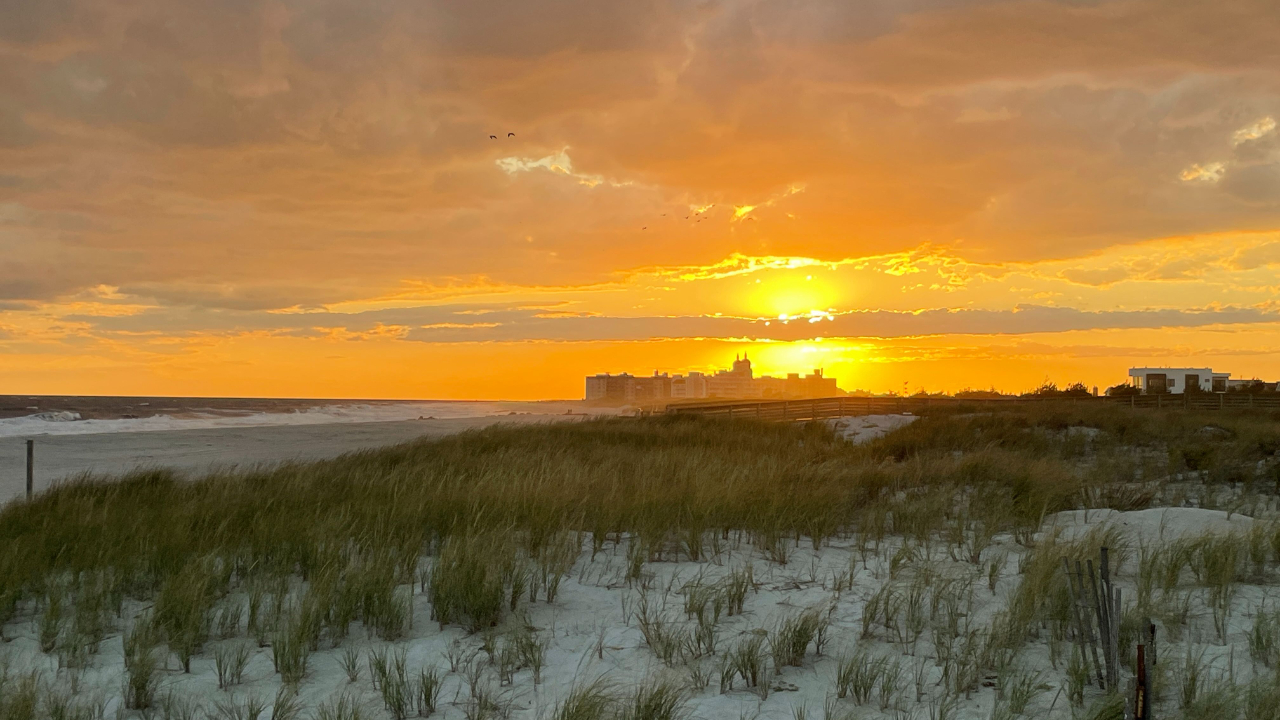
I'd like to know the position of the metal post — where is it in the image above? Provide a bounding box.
[25,439,33,499]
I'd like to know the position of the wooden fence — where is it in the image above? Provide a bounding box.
[663,392,1280,422]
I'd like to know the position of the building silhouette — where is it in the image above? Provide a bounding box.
[585,354,840,402]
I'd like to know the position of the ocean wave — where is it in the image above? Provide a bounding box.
[0,401,560,438]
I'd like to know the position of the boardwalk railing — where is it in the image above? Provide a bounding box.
[663,393,1280,421]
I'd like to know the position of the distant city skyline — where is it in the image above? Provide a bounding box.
[585,354,840,403]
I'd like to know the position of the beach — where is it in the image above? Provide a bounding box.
[1,405,1277,719]
[0,412,594,504]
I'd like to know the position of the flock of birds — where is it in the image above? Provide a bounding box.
[640,203,758,230]
[490,132,515,139]
[641,205,717,230]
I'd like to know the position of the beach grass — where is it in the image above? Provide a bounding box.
[3,405,1280,715]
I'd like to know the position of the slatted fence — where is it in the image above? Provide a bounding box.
[662,392,1280,421]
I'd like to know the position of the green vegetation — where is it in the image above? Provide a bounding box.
[3,405,1280,714]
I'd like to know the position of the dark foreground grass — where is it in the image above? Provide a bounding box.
[0,415,1064,601]
[0,405,1278,667]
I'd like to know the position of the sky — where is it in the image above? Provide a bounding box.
[2,0,1280,399]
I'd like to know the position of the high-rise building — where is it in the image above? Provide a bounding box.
[586,355,842,401]
[585,371,671,401]
[671,372,708,399]
[707,353,760,398]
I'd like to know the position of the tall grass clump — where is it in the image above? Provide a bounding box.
[122,617,160,710]
[725,633,769,696]
[1251,607,1280,668]
[552,681,618,720]
[835,650,884,704]
[623,678,687,720]
[430,533,520,632]
[0,670,40,720]
[215,642,251,689]
[154,557,224,672]
[314,692,362,720]
[769,606,829,668]
[1002,524,1125,648]
[271,611,311,685]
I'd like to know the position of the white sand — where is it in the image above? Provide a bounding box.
[2,412,1273,718]
[0,414,596,504]
[827,414,918,445]
[3,506,1271,718]
[1047,507,1255,542]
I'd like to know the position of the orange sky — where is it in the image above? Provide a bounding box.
[2,0,1280,399]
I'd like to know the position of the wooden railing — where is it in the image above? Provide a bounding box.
[663,393,1280,421]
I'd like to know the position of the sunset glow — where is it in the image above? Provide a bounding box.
[3,1,1280,398]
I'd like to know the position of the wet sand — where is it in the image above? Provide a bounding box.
[0,414,581,503]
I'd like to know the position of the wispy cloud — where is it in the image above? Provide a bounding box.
[496,149,625,188]
[1233,117,1277,146]
[730,184,805,222]
[1180,162,1227,183]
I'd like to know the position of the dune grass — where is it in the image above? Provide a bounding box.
[0,413,1099,661]
[3,405,1280,714]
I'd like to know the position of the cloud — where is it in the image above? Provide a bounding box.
[1180,162,1226,183]
[1059,267,1131,287]
[58,297,1280,345]
[1221,163,1280,206]
[496,149,623,188]
[396,304,1280,343]
[3,0,1280,395]
[1233,117,1277,146]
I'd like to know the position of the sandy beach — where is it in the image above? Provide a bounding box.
[0,413,586,504]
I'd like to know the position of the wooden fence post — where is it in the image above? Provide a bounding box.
[1100,548,1116,688]
[26,439,33,500]
[1141,640,1152,712]
[1086,558,1110,689]
[1063,558,1095,685]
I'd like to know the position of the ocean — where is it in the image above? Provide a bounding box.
[0,397,580,438]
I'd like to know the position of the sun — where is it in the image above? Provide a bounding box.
[746,271,839,319]
[748,340,870,388]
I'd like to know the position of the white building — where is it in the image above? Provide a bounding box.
[671,372,709,399]
[1128,367,1229,394]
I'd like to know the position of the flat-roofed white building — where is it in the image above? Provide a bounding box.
[1128,367,1229,394]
